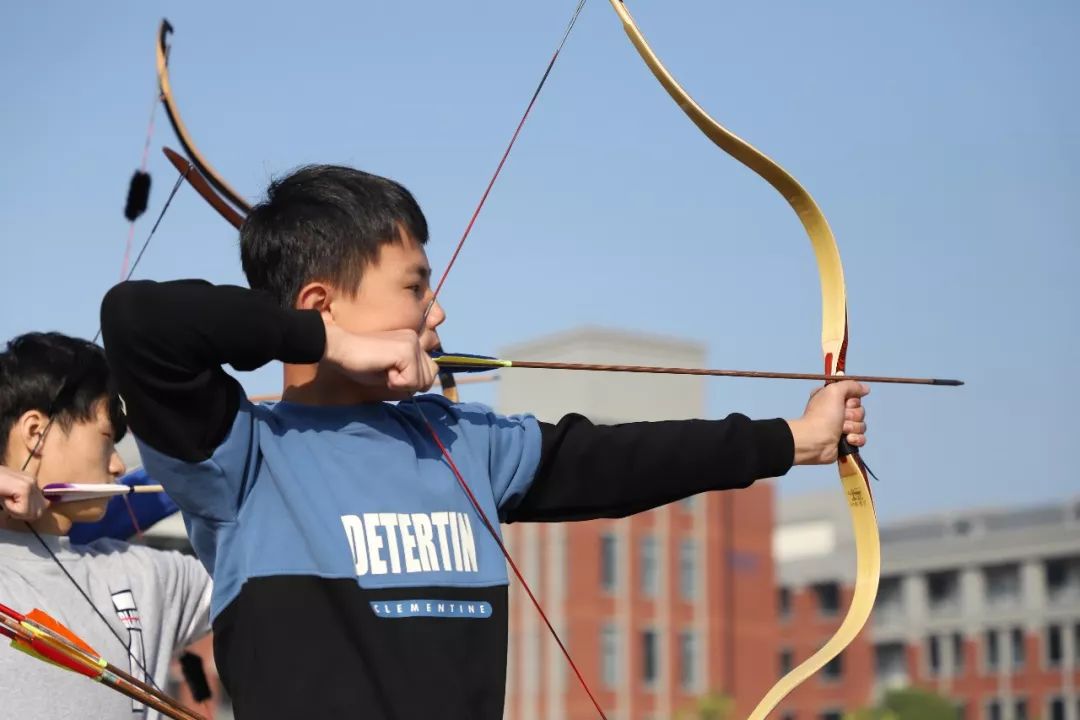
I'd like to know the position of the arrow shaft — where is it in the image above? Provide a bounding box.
[43,484,166,502]
[433,356,962,386]
[508,360,960,386]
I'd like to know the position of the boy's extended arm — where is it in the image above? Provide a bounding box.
[505,412,794,522]
[100,279,324,461]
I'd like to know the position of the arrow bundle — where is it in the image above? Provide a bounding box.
[0,603,204,720]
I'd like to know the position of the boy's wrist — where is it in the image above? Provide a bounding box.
[787,418,828,466]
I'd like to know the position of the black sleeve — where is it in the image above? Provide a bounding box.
[99,279,325,462]
[504,412,794,523]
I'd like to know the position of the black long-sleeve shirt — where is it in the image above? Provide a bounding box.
[100,279,793,719]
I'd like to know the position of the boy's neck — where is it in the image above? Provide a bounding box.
[0,514,71,536]
[281,363,381,406]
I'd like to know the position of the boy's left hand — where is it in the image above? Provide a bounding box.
[787,380,869,466]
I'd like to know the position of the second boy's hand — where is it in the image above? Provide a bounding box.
[0,466,48,522]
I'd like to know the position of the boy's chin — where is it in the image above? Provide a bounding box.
[64,500,110,525]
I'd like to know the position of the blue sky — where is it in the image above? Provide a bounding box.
[1,2,1077,521]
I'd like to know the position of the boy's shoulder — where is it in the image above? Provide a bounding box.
[250,392,520,431]
[70,535,203,577]
[0,528,206,595]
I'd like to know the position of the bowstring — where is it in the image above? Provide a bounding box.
[17,172,187,692]
[410,1,607,716]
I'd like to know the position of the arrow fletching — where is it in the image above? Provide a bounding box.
[429,352,509,373]
[1,603,205,719]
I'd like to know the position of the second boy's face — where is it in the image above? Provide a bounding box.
[330,231,446,349]
[41,402,127,523]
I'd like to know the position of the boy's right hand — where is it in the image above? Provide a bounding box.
[0,466,48,522]
[323,325,439,395]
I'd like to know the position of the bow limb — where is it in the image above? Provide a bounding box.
[162,147,246,229]
[606,2,879,716]
[156,20,252,215]
[155,18,461,402]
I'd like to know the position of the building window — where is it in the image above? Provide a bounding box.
[1010,627,1026,668]
[1046,625,1063,667]
[1045,555,1080,604]
[927,635,941,676]
[819,710,843,720]
[985,563,1021,608]
[1047,696,1065,720]
[874,642,907,687]
[641,630,658,687]
[986,699,1002,720]
[951,632,965,675]
[1015,698,1028,720]
[955,701,968,720]
[679,540,696,601]
[778,587,791,620]
[984,629,1000,671]
[821,653,843,683]
[678,631,697,691]
[1074,623,1080,663]
[874,576,903,624]
[600,534,617,592]
[927,570,960,614]
[640,536,658,598]
[779,648,793,677]
[601,624,619,688]
[812,582,840,616]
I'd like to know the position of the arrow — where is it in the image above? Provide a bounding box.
[0,604,204,720]
[432,352,963,386]
[42,483,166,503]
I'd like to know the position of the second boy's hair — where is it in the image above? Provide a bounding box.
[240,165,429,308]
[0,332,127,451]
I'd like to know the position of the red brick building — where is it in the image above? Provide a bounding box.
[503,483,779,720]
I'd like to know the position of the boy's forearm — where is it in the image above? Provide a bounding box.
[506,413,794,523]
[100,279,325,370]
[99,279,325,460]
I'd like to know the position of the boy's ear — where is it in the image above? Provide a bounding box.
[295,282,331,312]
[14,409,49,459]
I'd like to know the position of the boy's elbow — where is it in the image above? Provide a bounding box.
[100,280,155,349]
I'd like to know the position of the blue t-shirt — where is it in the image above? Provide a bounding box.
[136,393,542,620]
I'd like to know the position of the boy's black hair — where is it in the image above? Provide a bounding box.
[240,164,429,308]
[0,332,127,455]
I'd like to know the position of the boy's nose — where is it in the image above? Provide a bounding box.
[427,298,446,329]
[109,450,127,479]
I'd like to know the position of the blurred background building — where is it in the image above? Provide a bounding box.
[120,326,1080,720]
[776,488,1080,720]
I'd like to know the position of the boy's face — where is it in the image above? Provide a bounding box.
[35,401,127,523]
[324,231,446,350]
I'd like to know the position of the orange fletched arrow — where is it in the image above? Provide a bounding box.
[0,603,205,720]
